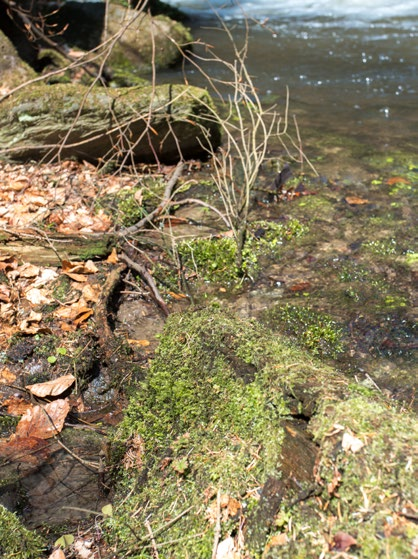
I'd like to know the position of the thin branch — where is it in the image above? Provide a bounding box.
[119,162,185,236]
[120,252,170,317]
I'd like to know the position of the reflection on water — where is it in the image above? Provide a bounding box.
[161,1,418,150]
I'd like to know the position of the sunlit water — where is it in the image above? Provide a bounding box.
[162,0,418,150]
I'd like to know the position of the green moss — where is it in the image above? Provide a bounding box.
[104,309,417,557]
[262,303,344,358]
[178,236,239,284]
[308,397,418,558]
[177,219,307,285]
[0,506,46,559]
[51,274,72,302]
[108,309,309,556]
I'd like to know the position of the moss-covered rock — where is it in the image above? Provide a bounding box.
[0,30,37,93]
[106,308,417,558]
[0,82,221,163]
[103,5,192,75]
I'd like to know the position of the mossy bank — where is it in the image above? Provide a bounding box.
[105,308,417,558]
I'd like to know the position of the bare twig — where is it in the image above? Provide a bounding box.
[120,252,170,317]
[119,162,185,236]
[145,517,160,559]
[212,489,222,559]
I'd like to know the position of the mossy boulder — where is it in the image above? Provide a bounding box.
[0,82,221,163]
[0,30,37,93]
[108,308,417,557]
[103,5,192,75]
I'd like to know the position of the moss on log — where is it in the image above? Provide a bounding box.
[0,229,114,266]
[0,83,221,163]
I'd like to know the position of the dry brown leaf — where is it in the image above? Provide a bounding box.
[63,271,88,283]
[0,436,50,465]
[332,531,358,551]
[49,548,66,559]
[73,307,94,325]
[15,399,70,439]
[0,284,11,302]
[2,395,32,416]
[387,176,410,185]
[0,255,18,273]
[18,263,40,278]
[19,310,52,335]
[345,195,369,205]
[81,283,100,303]
[289,281,311,292]
[26,374,76,398]
[106,248,119,264]
[327,465,342,496]
[128,339,150,347]
[0,302,15,321]
[0,366,17,384]
[267,533,288,547]
[25,287,52,305]
[168,291,188,300]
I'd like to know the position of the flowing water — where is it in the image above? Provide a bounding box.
[163,0,418,148]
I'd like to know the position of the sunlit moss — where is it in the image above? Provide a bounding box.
[262,303,344,358]
[0,506,46,559]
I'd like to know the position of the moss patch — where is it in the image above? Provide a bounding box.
[104,309,417,558]
[0,506,46,559]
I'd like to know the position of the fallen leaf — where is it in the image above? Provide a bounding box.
[266,533,288,549]
[3,395,32,416]
[168,291,188,300]
[19,310,52,335]
[327,465,342,496]
[345,195,369,205]
[127,339,150,347]
[26,374,76,398]
[332,531,358,551]
[227,497,241,517]
[81,283,100,303]
[18,263,40,278]
[0,366,17,384]
[73,539,94,559]
[0,436,50,465]
[342,431,364,453]
[0,283,11,302]
[25,287,52,305]
[49,548,66,559]
[63,271,88,283]
[106,248,119,264]
[387,176,410,185]
[289,281,311,292]
[55,534,75,548]
[62,260,99,275]
[15,399,70,439]
[73,307,94,325]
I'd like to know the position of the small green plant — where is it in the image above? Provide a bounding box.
[47,346,67,364]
